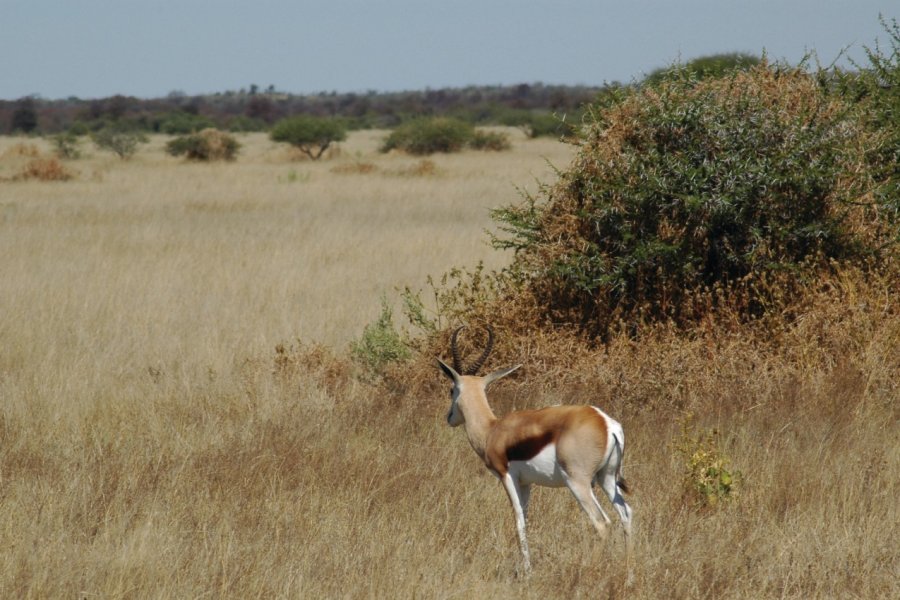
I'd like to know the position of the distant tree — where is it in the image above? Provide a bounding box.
[270,115,347,160]
[10,97,39,134]
[245,96,276,123]
[104,95,134,120]
[644,53,762,86]
[159,111,214,134]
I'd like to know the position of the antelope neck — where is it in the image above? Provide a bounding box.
[458,377,497,460]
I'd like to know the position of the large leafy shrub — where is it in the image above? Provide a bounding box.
[381,117,474,155]
[493,63,892,337]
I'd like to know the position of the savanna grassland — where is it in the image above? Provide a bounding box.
[0,128,898,599]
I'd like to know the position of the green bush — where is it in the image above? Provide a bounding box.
[50,133,82,159]
[470,129,511,151]
[492,63,891,336]
[381,117,474,155]
[500,110,576,138]
[675,413,741,509]
[527,112,576,138]
[91,127,148,160]
[270,115,347,160]
[351,299,411,374]
[166,128,240,161]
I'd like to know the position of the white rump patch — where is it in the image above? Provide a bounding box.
[592,406,622,466]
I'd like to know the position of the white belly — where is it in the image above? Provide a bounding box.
[509,443,567,487]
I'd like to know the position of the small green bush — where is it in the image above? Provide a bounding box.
[91,127,148,160]
[351,299,411,374]
[270,116,347,160]
[527,112,576,138]
[675,413,741,508]
[498,109,579,138]
[470,129,511,151]
[381,117,474,155]
[166,128,240,161]
[50,133,82,159]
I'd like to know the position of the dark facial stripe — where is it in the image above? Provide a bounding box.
[506,431,554,462]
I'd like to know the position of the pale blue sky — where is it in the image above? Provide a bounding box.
[1,1,895,99]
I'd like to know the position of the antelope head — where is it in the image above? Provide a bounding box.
[437,325,520,427]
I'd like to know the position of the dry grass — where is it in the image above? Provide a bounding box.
[0,130,897,598]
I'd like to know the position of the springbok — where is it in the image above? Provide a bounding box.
[437,326,633,574]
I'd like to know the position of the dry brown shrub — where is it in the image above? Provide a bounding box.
[238,341,359,410]
[387,159,438,177]
[196,128,239,161]
[329,161,378,175]
[14,157,75,181]
[402,259,900,414]
[167,128,240,161]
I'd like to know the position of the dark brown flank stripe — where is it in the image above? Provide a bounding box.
[506,431,555,462]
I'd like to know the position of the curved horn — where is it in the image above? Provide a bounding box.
[466,325,494,375]
[450,325,465,373]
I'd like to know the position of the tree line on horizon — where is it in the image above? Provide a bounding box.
[1,52,774,137]
[0,81,609,136]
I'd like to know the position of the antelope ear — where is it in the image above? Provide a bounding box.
[484,364,521,387]
[436,357,461,383]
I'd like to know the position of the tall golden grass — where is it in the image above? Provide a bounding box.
[0,131,897,598]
